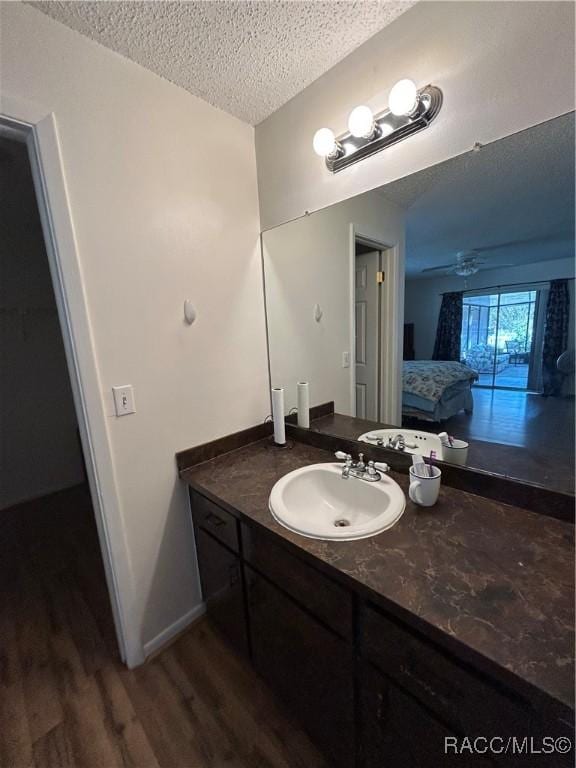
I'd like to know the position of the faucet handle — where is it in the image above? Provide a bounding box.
[335,451,352,464]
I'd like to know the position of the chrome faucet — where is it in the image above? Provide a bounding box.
[335,452,387,482]
[387,433,406,451]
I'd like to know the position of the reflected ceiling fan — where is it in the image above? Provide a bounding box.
[421,249,513,277]
[420,234,560,277]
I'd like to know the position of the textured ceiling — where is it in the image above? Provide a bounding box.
[30,1,417,125]
[377,113,575,278]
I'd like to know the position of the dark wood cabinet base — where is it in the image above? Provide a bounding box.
[189,487,574,768]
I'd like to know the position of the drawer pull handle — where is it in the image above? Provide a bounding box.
[205,511,226,527]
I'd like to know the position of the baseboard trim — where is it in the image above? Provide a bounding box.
[143,603,206,660]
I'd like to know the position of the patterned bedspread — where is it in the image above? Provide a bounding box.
[403,361,478,404]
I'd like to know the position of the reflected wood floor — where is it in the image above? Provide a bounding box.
[0,485,327,768]
[447,388,574,449]
[404,389,575,493]
[442,389,575,492]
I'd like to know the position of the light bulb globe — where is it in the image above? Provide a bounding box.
[347,106,375,138]
[388,79,418,116]
[313,128,337,157]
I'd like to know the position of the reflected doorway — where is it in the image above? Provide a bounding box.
[354,240,386,421]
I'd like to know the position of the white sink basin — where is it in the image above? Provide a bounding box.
[358,428,444,460]
[269,463,405,541]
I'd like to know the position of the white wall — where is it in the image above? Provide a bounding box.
[1,4,269,658]
[255,1,575,230]
[404,257,576,361]
[263,189,405,421]
[0,139,85,509]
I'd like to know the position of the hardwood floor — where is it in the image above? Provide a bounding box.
[0,485,327,768]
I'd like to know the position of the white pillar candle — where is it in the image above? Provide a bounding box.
[297,381,310,428]
[271,387,286,445]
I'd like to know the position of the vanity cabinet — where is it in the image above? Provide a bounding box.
[188,488,572,768]
[245,566,355,768]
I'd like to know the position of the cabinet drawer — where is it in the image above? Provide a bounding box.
[242,522,353,639]
[190,490,239,553]
[361,603,529,743]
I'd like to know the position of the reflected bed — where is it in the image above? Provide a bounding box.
[402,361,478,422]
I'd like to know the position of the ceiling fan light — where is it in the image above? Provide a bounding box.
[455,264,480,277]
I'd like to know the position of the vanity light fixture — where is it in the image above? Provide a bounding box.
[313,79,442,173]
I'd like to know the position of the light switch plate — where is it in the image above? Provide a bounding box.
[112,385,136,416]
[342,351,351,368]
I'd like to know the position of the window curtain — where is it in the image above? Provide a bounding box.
[527,288,547,392]
[541,279,570,396]
[432,292,463,361]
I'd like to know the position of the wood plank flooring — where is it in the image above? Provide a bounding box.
[0,485,327,768]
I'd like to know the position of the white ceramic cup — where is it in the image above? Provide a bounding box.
[441,439,469,466]
[409,465,441,507]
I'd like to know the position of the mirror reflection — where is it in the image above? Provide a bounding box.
[262,113,575,494]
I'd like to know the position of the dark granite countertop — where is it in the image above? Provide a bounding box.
[180,438,574,713]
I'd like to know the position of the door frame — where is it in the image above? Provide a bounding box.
[349,226,403,426]
[0,103,140,666]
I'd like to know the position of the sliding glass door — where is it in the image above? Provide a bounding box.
[461,290,537,390]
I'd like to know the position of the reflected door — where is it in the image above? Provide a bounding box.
[355,250,380,419]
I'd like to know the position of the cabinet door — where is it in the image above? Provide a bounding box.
[195,527,249,657]
[359,662,491,768]
[245,566,354,768]
[242,522,353,639]
[361,603,528,744]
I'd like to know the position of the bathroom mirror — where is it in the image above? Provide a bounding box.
[262,113,575,495]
